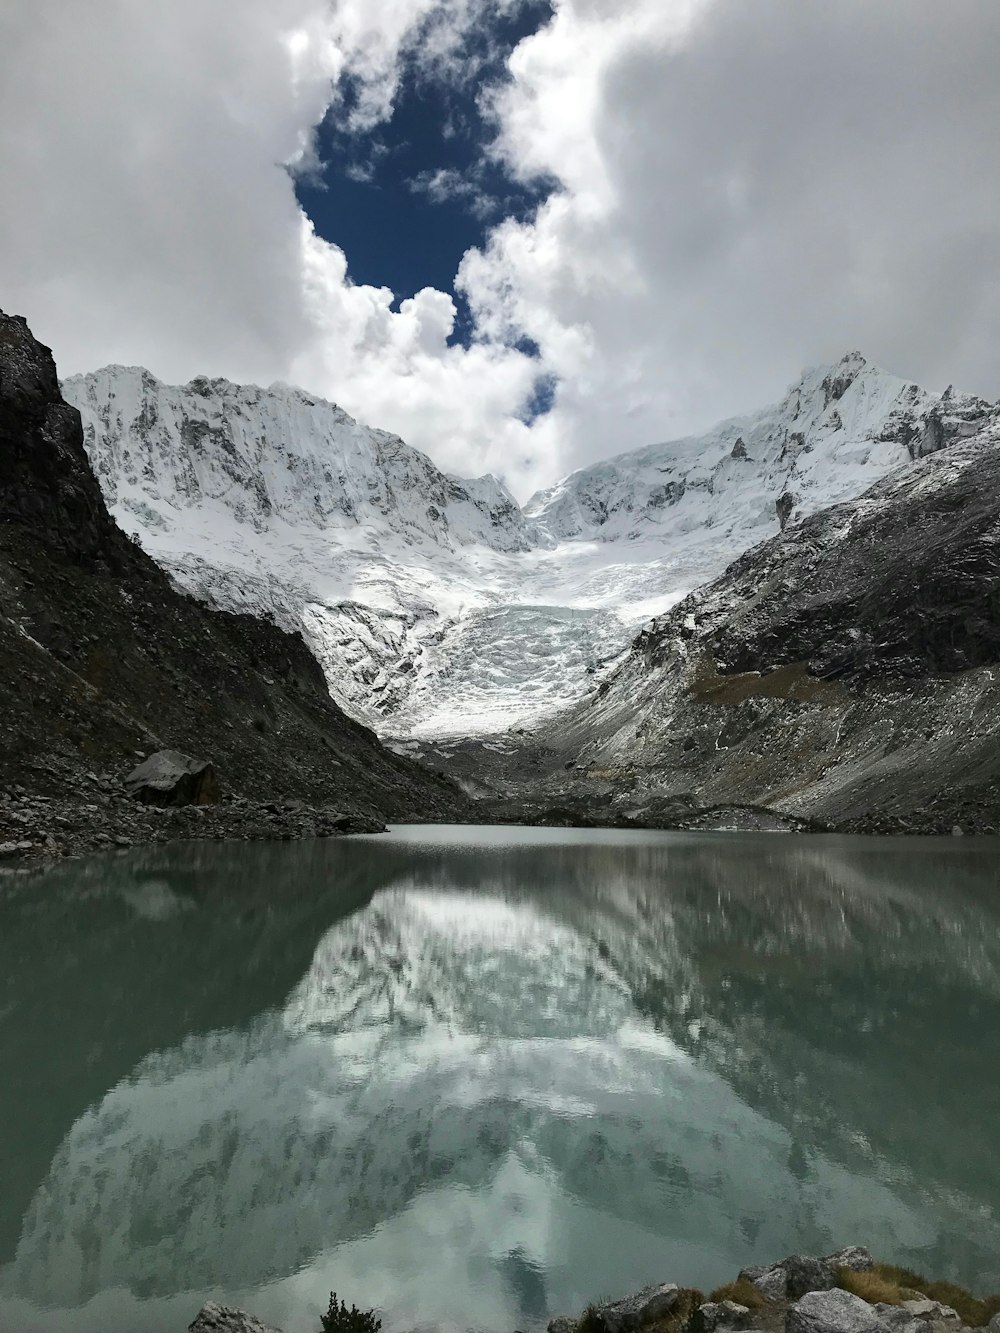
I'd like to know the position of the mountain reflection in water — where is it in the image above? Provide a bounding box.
[0,826,998,1333]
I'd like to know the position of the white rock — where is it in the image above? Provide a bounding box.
[786,1288,895,1333]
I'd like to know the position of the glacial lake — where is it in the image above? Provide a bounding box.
[1,826,999,1333]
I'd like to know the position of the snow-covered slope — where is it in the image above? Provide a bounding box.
[525,353,993,544]
[62,354,998,738]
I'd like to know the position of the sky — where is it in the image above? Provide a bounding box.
[2,0,1000,499]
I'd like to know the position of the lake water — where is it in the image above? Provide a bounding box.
[1,826,998,1333]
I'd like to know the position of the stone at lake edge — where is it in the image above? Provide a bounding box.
[547,1282,681,1333]
[188,1302,284,1333]
[823,1248,875,1274]
[126,749,220,806]
[696,1300,753,1332]
[742,1254,842,1301]
[597,1282,681,1332]
[787,1289,895,1333]
[547,1318,580,1333]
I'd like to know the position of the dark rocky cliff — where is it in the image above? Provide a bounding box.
[0,310,468,851]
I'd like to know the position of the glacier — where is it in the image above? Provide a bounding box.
[61,353,996,738]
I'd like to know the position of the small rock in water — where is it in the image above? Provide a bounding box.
[787,1289,894,1333]
[188,1302,284,1333]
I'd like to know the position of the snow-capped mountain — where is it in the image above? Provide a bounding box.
[525,352,993,541]
[61,354,998,738]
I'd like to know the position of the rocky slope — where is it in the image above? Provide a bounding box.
[62,353,996,738]
[518,422,1000,832]
[0,311,468,859]
[183,1244,1000,1333]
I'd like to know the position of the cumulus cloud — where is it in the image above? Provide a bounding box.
[465,0,1000,480]
[2,0,1000,498]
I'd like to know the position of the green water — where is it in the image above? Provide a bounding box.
[0,826,998,1333]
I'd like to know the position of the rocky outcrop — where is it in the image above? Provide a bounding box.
[592,1283,681,1332]
[125,750,219,806]
[188,1304,282,1333]
[0,310,469,855]
[545,1249,996,1333]
[0,313,127,564]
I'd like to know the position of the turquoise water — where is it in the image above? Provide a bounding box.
[0,826,998,1332]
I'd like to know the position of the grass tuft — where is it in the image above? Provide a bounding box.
[835,1265,1000,1328]
[706,1279,771,1311]
[835,1269,906,1306]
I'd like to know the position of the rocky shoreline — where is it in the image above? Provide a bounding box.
[184,1248,1000,1333]
[0,779,387,867]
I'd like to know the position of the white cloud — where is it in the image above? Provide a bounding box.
[463,0,1000,480]
[2,0,1000,500]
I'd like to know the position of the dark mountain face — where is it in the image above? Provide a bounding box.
[510,433,1000,834]
[0,313,128,564]
[0,311,468,837]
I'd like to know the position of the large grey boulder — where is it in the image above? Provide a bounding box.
[787,1289,895,1333]
[742,1256,836,1301]
[987,1313,1000,1333]
[126,749,219,806]
[188,1304,283,1333]
[592,1283,680,1332]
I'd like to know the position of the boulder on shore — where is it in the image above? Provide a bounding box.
[126,749,219,806]
[592,1283,681,1333]
[695,1300,753,1332]
[787,1289,894,1333]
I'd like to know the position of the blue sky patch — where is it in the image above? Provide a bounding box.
[295,2,555,346]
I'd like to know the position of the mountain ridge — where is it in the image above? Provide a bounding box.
[61,351,999,738]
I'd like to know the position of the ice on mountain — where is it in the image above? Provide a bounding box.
[61,354,998,738]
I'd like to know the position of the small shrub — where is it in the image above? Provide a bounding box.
[707,1279,770,1310]
[320,1292,381,1333]
[671,1287,706,1333]
[577,1305,604,1333]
